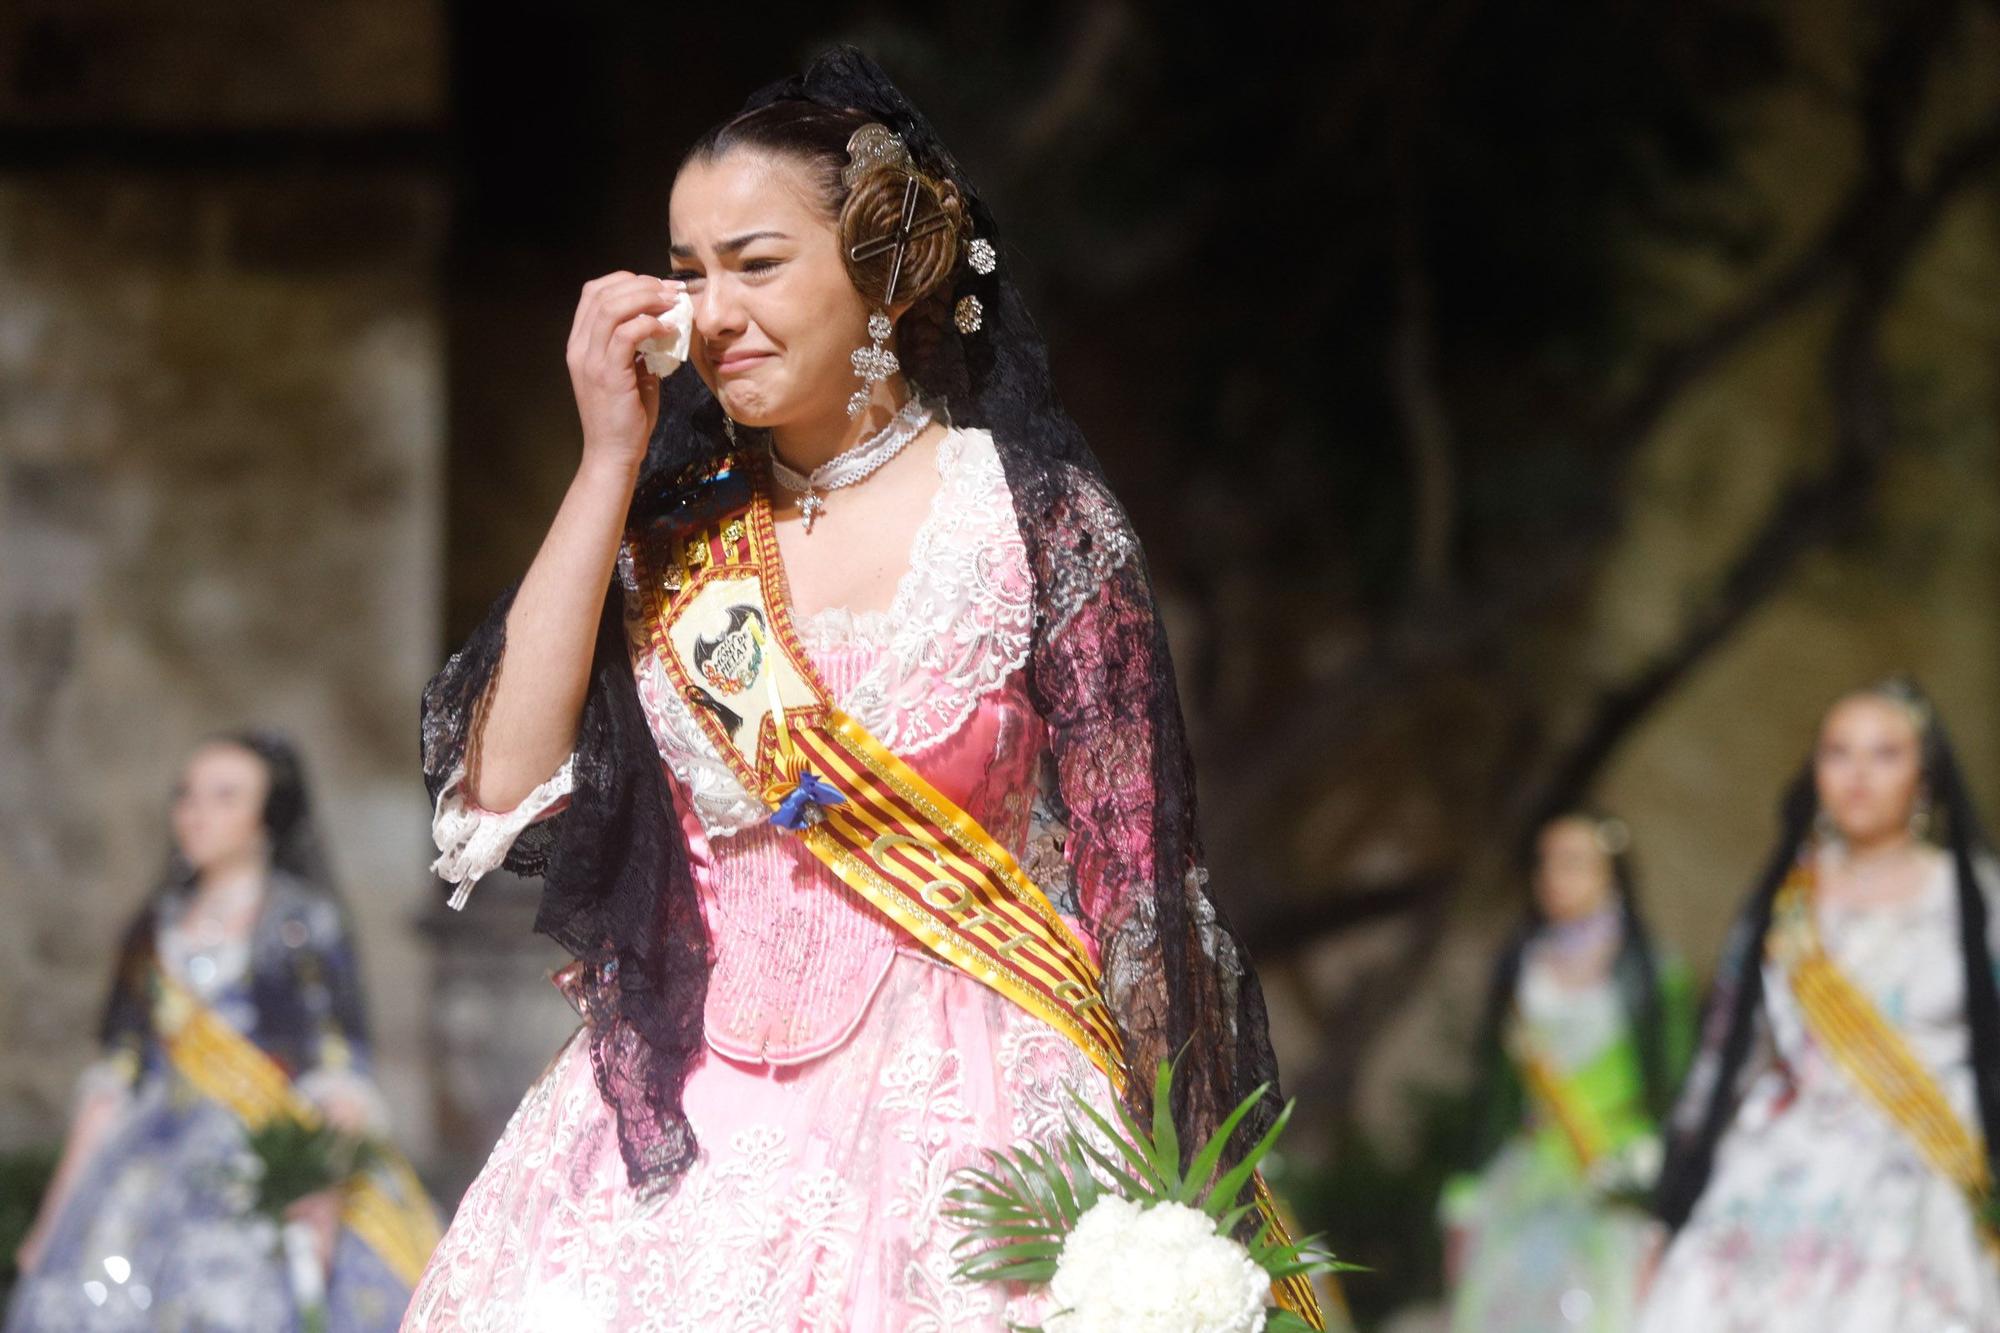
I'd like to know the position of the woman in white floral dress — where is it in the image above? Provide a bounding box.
[1641,679,2000,1333]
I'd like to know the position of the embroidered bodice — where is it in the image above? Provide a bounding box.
[1516,949,1627,1074]
[640,428,1050,1063]
[1756,852,1972,1123]
[432,427,1110,1066]
[82,874,390,1127]
[626,427,1038,837]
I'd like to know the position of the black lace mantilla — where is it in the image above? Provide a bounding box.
[421,44,1284,1201]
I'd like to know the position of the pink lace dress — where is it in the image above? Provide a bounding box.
[407,428,1128,1332]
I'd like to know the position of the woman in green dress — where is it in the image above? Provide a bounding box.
[1440,811,1693,1333]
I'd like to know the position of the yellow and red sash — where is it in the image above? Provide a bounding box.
[1767,860,1997,1248]
[1507,1015,1610,1171]
[154,972,443,1286]
[627,458,1325,1327]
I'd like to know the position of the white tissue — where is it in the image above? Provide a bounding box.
[638,290,695,376]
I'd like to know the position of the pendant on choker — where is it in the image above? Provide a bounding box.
[768,395,933,534]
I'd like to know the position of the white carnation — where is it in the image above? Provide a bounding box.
[638,290,695,376]
[1045,1197,1270,1333]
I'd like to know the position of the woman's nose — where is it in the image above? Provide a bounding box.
[692,280,744,340]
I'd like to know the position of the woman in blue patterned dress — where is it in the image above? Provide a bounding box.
[7,731,430,1331]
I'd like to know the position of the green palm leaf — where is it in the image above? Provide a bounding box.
[1207,1098,1295,1222]
[1148,1057,1182,1192]
[1065,1096,1168,1197]
[1181,1081,1269,1209]
[941,1056,1361,1314]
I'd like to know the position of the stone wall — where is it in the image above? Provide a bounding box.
[0,3,452,1158]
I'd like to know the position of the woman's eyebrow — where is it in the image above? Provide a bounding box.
[668,229,791,260]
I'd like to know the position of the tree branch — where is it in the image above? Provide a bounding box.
[1005,1,1135,171]
[1586,202,1862,458]
[1239,873,1453,958]
[1517,92,2000,832]
[1390,193,1460,597]
[1584,0,1967,467]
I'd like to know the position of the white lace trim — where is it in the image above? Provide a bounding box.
[841,427,1036,757]
[629,427,1048,842]
[795,604,897,654]
[429,755,577,909]
[629,646,772,835]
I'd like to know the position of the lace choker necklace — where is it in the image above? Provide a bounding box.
[768,396,934,533]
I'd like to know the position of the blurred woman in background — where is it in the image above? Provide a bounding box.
[6,731,436,1332]
[1641,678,2000,1331]
[1441,811,1692,1333]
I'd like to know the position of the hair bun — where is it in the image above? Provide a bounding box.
[839,168,965,309]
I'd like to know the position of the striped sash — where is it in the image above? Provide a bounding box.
[1508,1015,1611,1171]
[626,457,1325,1327]
[1768,860,1997,1248]
[154,972,442,1286]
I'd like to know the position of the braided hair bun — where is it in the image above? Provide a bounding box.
[838,167,968,309]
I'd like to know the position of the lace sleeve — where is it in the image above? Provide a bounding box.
[1032,551,1275,1168]
[421,581,584,908]
[1020,765,1096,966]
[430,755,577,909]
[420,564,715,1194]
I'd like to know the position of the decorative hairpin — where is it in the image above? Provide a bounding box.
[843,123,994,344]
[847,174,956,306]
[843,124,915,188]
[952,232,998,334]
[1874,677,1935,734]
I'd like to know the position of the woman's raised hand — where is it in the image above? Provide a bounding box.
[565,272,687,475]
[470,272,688,811]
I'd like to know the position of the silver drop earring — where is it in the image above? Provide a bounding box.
[849,310,898,418]
[842,164,949,418]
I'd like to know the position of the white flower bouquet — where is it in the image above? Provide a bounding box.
[942,1059,1355,1333]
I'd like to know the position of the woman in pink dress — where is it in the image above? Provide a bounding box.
[405,46,1304,1331]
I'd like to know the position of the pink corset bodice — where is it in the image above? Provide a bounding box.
[675,637,1046,1064]
[623,426,1085,1068]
